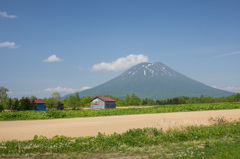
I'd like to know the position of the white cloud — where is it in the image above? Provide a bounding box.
[220,87,240,93]
[44,86,75,93]
[43,55,63,62]
[214,51,240,58]
[0,11,17,18]
[44,86,91,93]
[212,86,240,93]
[80,86,91,91]
[91,54,149,71]
[0,41,19,48]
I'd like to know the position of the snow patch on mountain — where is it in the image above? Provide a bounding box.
[123,62,178,79]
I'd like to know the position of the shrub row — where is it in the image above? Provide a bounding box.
[0,103,240,121]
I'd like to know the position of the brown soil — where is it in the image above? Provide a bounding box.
[0,109,240,141]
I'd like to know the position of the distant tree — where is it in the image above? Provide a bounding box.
[80,96,91,107]
[178,96,187,104]
[72,92,82,108]
[130,93,141,105]
[30,96,37,100]
[0,86,9,101]
[7,98,13,110]
[68,95,77,109]
[0,103,4,112]
[46,97,59,110]
[51,92,61,102]
[124,94,130,106]
[0,95,8,109]
[61,97,70,108]
[115,98,125,106]
[234,93,240,102]
[19,97,37,110]
[199,95,205,103]
[12,98,19,111]
[155,100,161,105]
[46,92,61,110]
[172,97,179,104]
[75,92,81,104]
[141,98,148,105]
[186,96,199,104]
[104,95,124,106]
[30,99,37,110]
[148,98,156,105]
[62,94,93,108]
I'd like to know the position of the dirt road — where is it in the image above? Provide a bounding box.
[1,109,240,141]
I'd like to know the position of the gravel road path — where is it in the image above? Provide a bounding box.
[1,109,240,141]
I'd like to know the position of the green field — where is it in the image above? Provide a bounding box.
[0,118,240,158]
[0,103,240,121]
[1,103,240,158]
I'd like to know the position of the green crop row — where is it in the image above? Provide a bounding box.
[0,102,240,121]
[0,120,240,158]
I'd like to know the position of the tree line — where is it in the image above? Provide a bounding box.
[0,87,62,112]
[0,96,37,112]
[61,92,142,109]
[1,85,240,112]
[61,92,240,109]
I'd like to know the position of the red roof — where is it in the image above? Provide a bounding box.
[90,96,116,102]
[30,99,46,104]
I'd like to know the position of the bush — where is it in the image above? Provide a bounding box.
[0,103,4,112]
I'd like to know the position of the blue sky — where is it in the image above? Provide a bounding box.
[1,0,240,98]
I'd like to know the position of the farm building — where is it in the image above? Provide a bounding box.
[30,99,47,111]
[90,96,116,109]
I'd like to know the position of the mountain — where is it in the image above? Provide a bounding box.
[69,62,233,100]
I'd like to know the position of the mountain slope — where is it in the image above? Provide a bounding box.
[71,62,233,100]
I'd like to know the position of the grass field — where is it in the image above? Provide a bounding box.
[1,102,240,121]
[0,118,240,158]
[1,103,240,158]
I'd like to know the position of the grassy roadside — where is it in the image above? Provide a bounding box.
[0,103,240,121]
[0,118,240,158]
